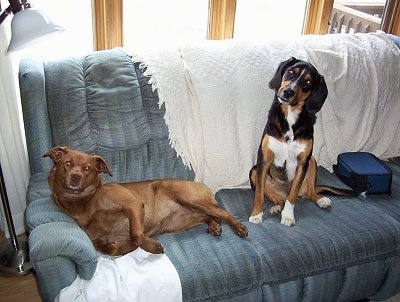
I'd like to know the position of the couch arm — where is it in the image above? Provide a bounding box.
[28,221,98,301]
[26,195,98,302]
[19,56,54,175]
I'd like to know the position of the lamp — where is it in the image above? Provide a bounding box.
[0,0,63,276]
[0,0,64,52]
[0,161,31,276]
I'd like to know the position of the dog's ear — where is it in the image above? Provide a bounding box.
[268,57,298,90]
[306,75,328,113]
[93,155,113,177]
[43,146,71,162]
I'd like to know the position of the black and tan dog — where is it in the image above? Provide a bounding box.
[249,57,356,227]
[44,146,248,256]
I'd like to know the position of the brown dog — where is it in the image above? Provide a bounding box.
[44,146,248,256]
[249,57,357,227]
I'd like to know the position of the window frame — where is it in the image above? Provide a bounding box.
[92,0,123,50]
[303,0,334,34]
[207,0,236,40]
[92,0,400,51]
[382,0,400,34]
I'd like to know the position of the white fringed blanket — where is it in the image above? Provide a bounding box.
[133,32,400,192]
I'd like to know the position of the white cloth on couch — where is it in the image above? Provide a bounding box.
[133,32,400,192]
[56,248,182,302]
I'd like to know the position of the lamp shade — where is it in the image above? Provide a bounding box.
[7,8,64,52]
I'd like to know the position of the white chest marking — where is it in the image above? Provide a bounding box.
[284,107,299,142]
[286,107,299,127]
[268,107,305,181]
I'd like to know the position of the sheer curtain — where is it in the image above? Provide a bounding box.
[0,2,93,238]
[0,26,30,237]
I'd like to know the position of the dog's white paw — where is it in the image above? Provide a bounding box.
[249,212,263,224]
[317,197,332,208]
[280,215,296,227]
[269,205,282,216]
[280,200,295,227]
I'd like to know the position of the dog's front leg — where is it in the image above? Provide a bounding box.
[281,157,309,227]
[128,203,164,254]
[249,144,274,224]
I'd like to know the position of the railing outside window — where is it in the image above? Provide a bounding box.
[328,2,385,33]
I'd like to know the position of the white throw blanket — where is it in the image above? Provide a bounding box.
[56,248,182,302]
[133,32,400,192]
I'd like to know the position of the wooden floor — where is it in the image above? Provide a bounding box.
[0,232,42,302]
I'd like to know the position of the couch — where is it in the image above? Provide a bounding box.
[19,33,400,301]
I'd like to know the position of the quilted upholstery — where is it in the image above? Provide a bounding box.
[19,49,194,301]
[19,47,400,302]
[160,162,400,301]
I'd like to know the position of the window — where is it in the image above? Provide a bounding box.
[6,0,400,56]
[123,0,209,53]
[234,0,308,39]
[13,0,93,59]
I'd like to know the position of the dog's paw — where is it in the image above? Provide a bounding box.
[151,241,165,254]
[269,205,282,216]
[235,223,249,238]
[208,220,222,236]
[317,197,332,208]
[142,238,164,254]
[249,212,263,224]
[280,215,295,227]
[157,243,165,254]
[281,200,295,227]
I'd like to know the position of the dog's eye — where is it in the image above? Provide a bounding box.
[65,161,71,167]
[287,69,296,79]
[83,166,91,172]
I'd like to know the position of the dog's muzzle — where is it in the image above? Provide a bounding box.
[64,173,84,192]
[278,87,297,104]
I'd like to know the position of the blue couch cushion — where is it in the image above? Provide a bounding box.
[367,157,400,222]
[44,51,149,152]
[32,49,194,183]
[157,164,400,301]
[217,188,399,280]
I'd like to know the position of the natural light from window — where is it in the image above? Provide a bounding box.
[234,0,308,39]
[5,0,310,59]
[8,0,93,60]
[123,0,209,54]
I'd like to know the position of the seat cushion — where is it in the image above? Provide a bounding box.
[366,157,400,222]
[156,165,400,301]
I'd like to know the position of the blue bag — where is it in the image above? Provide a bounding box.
[333,152,392,195]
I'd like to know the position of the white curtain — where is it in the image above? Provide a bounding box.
[0,26,30,237]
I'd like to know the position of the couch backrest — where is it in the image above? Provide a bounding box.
[19,49,194,183]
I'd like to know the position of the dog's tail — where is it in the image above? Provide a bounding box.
[315,185,362,197]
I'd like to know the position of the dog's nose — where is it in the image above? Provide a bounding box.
[283,88,295,99]
[70,173,82,185]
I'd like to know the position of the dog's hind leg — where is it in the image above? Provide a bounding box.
[300,156,332,209]
[194,203,248,238]
[205,216,222,236]
[266,190,286,216]
[250,166,286,217]
[199,203,248,238]
[171,182,248,238]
